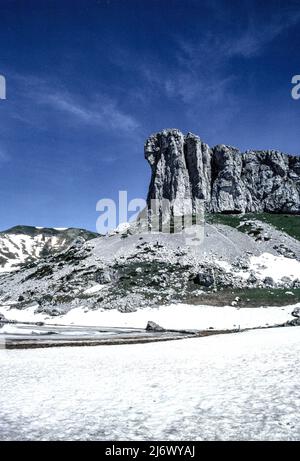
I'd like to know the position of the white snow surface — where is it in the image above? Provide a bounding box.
[215,252,300,284]
[0,304,46,323]
[249,253,300,282]
[82,284,105,295]
[224,252,300,283]
[0,327,299,440]
[49,303,296,330]
[108,222,130,235]
[0,302,297,330]
[36,227,68,231]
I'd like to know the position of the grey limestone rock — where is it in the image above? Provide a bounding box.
[145,129,300,214]
[146,321,165,332]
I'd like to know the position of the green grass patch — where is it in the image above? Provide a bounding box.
[206,212,300,241]
[206,213,244,228]
[255,214,300,241]
[186,287,300,307]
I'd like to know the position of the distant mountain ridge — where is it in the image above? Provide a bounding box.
[0,225,98,272]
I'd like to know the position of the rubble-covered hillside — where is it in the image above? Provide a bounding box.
[1,215,300,316]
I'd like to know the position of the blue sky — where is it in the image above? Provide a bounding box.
[0,0,300,231]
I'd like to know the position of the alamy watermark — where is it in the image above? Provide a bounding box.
[0,74,6,100]
[96,191,205,247]
[291,75,300,100]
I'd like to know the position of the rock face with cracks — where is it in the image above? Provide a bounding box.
[145,129,300,214]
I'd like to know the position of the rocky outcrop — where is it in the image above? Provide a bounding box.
[145,129,211,217]
[145,129,300,214]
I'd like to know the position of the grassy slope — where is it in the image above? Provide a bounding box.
[257,214,300,241]
[207,212,300,241]
[187,287,300,307]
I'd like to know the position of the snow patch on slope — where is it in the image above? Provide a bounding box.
[108,222,130,236]
[216,252,300,284]
[0,233,63,273]
[83,284,105,295]
[249,253,300,282]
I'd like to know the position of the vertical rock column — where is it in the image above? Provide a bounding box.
[145,129,191,204]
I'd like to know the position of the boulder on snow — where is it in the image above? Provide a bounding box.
[146,321,165,332]
[285,307,300,326]
[0,312,6,326]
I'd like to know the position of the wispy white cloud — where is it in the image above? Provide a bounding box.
[43,92,139,133]
[11,74,139,135]
[208,10,300,59]
[138,6,300,132]
[245,10,300,57]
[9,6,300,140]
[181,6,300,62]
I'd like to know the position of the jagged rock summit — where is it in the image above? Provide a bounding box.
[145,129,300,214]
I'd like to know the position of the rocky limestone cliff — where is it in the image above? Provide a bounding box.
[145,129,300,214]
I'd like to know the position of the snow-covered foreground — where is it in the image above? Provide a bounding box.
[0,327,299,441]
[0,302,298,331]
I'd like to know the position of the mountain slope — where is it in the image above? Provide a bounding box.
[0,226,98,273]
[1,215,300,316]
